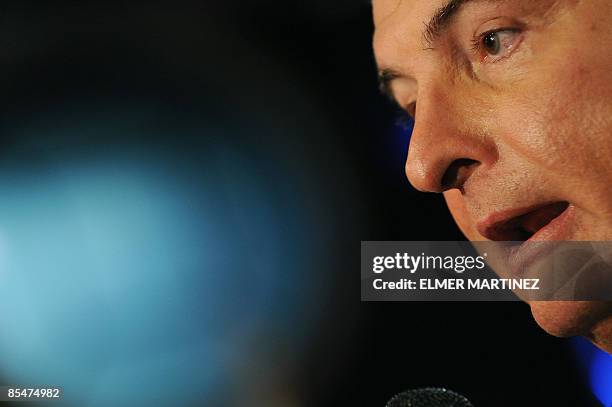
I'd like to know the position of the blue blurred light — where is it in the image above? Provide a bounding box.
[571,337,612,406]
[590,350,612,406]
[379,118,413,177]
[395,118,413,160]
[0,106,324,406]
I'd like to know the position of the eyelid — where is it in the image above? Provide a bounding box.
[471,27,524,63]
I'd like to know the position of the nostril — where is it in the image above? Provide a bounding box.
[441,158,479,191]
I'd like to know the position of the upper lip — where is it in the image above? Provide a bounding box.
[477,201,570,241]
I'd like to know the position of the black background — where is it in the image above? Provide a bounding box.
[0,2,603,406]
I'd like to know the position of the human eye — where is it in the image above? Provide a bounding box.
[471,28,523,63]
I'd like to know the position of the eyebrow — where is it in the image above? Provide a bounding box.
[423,0,474,47]
[378,0,481,101]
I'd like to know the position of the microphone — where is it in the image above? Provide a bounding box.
[386,388,474,407]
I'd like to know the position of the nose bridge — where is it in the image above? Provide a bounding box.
[405,79,483,193]
[372,5,495,193]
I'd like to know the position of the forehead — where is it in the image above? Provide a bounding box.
[372,0,450,65]
[372,0,440,75]
[372,0,446,27]
[372,0,401,26]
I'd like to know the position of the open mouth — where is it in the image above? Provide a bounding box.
[478,201,570,242]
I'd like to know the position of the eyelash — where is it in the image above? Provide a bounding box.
[394,27,522,131]
[470,27,522,62]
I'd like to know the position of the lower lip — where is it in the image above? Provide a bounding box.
[506,204,576,276]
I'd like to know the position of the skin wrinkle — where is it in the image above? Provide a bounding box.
[373,0,612,352]
[423,0,467,48]
[374,0,403,26]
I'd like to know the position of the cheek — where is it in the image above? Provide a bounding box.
[497,49,612,215]
[443,190,484,240]
[494,69,585,174]
[493,19,612,177]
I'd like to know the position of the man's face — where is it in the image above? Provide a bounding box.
[373,0,612,346]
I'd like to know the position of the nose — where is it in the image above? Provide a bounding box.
[405,86,496,193]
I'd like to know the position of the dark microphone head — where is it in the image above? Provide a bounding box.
[386,388,474,407]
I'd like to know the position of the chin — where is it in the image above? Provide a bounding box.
[529,301,611,338]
